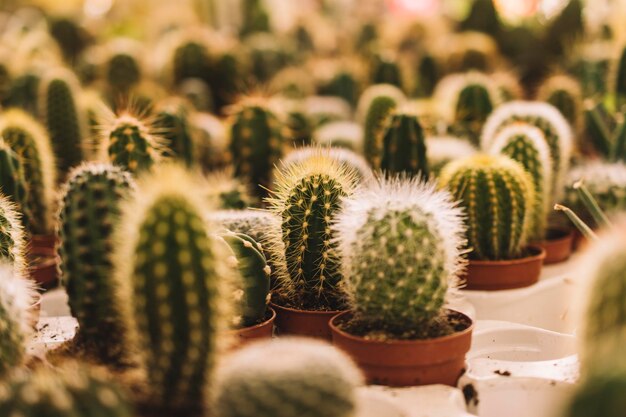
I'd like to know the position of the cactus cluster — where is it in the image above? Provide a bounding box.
[334,177,466,335]
[439,154,535,260]
[213,338,363,417]
[380,110,429,178]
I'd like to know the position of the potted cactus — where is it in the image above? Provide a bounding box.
[439,154,545,290]
[329,176,473,386]
[378,109,429,179]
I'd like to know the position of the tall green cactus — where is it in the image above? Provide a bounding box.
[154,99,195,166]
[266,152,359,310]
[0,109,57,235]
[115,165,234,415]
[488,124,553,242]
[39,68,85,176]
[57,163,135,364]
[334,177,466,336]
[213,338,363,417]
[240,0,271,37]
[363,95,398,167]
[371,54,403,88]
[0,140,32,230]
[380,111,429,178]
[536,75,583,133]
[439,154,535,260]
[414,53,440,97]
[105,48,142,98]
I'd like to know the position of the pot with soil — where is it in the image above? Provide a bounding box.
[271,300,344,339]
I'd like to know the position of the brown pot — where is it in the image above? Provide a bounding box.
[538,227,574,265]
[330,310,473,387]
[231,307,276,348]
[30,234,57,251]
[572,229,589,252]
[28,245,58,289]
[462,245,546,291]
[271,302,344,340]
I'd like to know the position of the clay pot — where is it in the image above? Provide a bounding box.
[30,234,57,251]
[231,307,276,348]
[271,302,345,340]
[28,245,58,289]
[330,310,473,387]
[462,246,546,291]
[538,227,574,265]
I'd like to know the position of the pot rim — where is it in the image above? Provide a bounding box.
[329,309,474,346]
[468,245,546,266]
[270,301,346,316]
[236,306,277,332]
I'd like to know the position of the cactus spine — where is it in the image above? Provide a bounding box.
[488,124,553,242]
[154,100,195,166]
[172,39,212,85]
[57,163,135,364]
[380,111,429,178]
[334,177,466,335]
[0,195,27,275]
[266,152,359,309]
[0,141,32,230]
[371,54,403,89]
[213,338,363,417]
[439,154,535,260]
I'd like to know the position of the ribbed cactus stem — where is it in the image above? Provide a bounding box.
[363,95,398,167]
[574,180,612,228]
[154,100,195,166]
[172,39,212,85]
[380,112,429,178]
[554,204,598,241]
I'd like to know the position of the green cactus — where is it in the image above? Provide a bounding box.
[380,111,429,179]
[172,39,212,85]
[57,163,135,365]
[246,33,293,83]
[584,101,626,162]
[116,165,234,415]
[414,53,439,97]
[220,231,270,327]
[48,16,90,63]
[0,141,32,231]
[334,177,466,336]
[101,113,164,174]
[204,170,256,210]
[371,54,403,89]
[5,72,41,116]
[229,101,284,195]
[105,51,141,97]
[318,70,360,108]
[488,124,553,242]
[0,195,27,275]
[0,362,133,417]
[240,0,271,37]
[154,100,195,166]
[178,78,214,112]
[266,152,359,310]
[439,154,535,260]
[213,338,363,417]
[537,75,583,133]
[0,109,57,235]
[615,45,626,110]
[189,112,229,172]
[363,95,398,168]
[282,147,374,184]
[426,136,476,175]
[564,372,626,417]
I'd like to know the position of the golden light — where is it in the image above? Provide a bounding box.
[388,0,441,16]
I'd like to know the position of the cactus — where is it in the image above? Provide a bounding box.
[172,38,212,85]
[313,121,363,152]
[39,68,85,176]
[57,163,135,364]
[190,112,229,172]
[380,111,429,179]
[318,70,360,108]
[487,124,553,242]
[584,100,626,162]
[0,141,32,230]
[0,195,27,275]
[357,85,405,126]
[536,75,583,133]
[426,136,476,175]
[100,112,165,174]
[414,53,439,97]
[104,40,142,97]
[564,372,626,417]
[0,262,37,376]
[615,45,626,110]
[213,338,363,417]
[304,96,352,126]
[204,170,256,210]
[282,147,374,184]
[154,99,195,166]
[481,101,574,198]
[363,95,398,167]
[371,53,403,89]
[0,362,133,416]
[114,164,234,414]
[240,0,271,37]
[219,231,270,327]
[266,151,359,309]
[246,33,293,83]
[439,154,535,260]
[48,16,90,62]
[0,109,57,235]
[229,100,285,194]
[6,72,41,116]
[178,78,214,112]
[334,177,466,336]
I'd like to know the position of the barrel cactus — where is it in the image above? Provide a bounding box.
[103,39,142,97]
[154,99,195,166]
[114,164,235,415]
[266,151,359,310]
[371,53,403,89]
[281,147,374,184]
[536,74,583,133]
[380,110,429,179]
[439,154,535,260]
[57,163,135,365]
[213,338,363,417]
[356,83,405,124]
[487,124,553,242]
[171,36,212,86]
[426,136,476,175]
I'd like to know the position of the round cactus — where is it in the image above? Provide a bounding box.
[213,338,363,417]
[0,109,57,235]
[439,154,535,261]
[103,39,142,97]
[426,135,476,175]
[487,124,553,242]
[536,74,583,133]
[380,110,429,179]
[57,163,135,365]
[334,177,466,335]
[0,195,27,276]
[281,147,374,185]
[204,170,256,210]
[266,151,359,309]
[371,54,403,89]
[154,99,195,166]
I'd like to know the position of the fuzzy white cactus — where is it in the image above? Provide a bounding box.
[281,146,373,184]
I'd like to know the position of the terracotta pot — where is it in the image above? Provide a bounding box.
[28,245,58,289]
[462,245,546,291]
[538,227,574,265]
[330,310,473,387]
[30,234,57,252]
[271,302,345,340]
[231,307,276,348]
[572,229,589,252]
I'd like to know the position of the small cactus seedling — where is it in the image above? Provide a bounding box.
[0,362,133,417]
[536,74,583,133]
[266,151,360,310]
[414,53,440,97]
[154,99,195,166]
[213,338,363,417]
[334,177,466,336]
[380,110,429,179]
[57,163,135,365]
[204,170,256,210]
[487,124,553,242]
[0,140,32,231]
[426,135,476,175]
[0,109,57,235]
[5,72,41,116]
[171,37,212,86]
[281,147,374,185]
[439,154,535,260]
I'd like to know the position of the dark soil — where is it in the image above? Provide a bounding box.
[270,291,348,312]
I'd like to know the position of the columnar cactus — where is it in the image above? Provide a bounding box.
[414,53,439,97]
[380,111,429,179]
[439,154,535,260]
[266,152,359,309]
[240,0,271,37]
[103,39,142,97]
[229,101,285,194]
[171,38,212,85]
[213,338,363,417]
[334,177,466,335]
[204,170,255,210]
[426,136,476,175]
[154,99,195,166]
[38,68,85,176]
[487,124,553,242]
[115,164,234,414]
[0,141,32,229]
[281,147,374,184]
[57,163,135,364]
[0,109,57,235]
[0,362,133,417]
[363,94,399,167]
[536,75,583,133]
[356,83,405,124]
[5,72,40,116]
[371,54,403,88]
